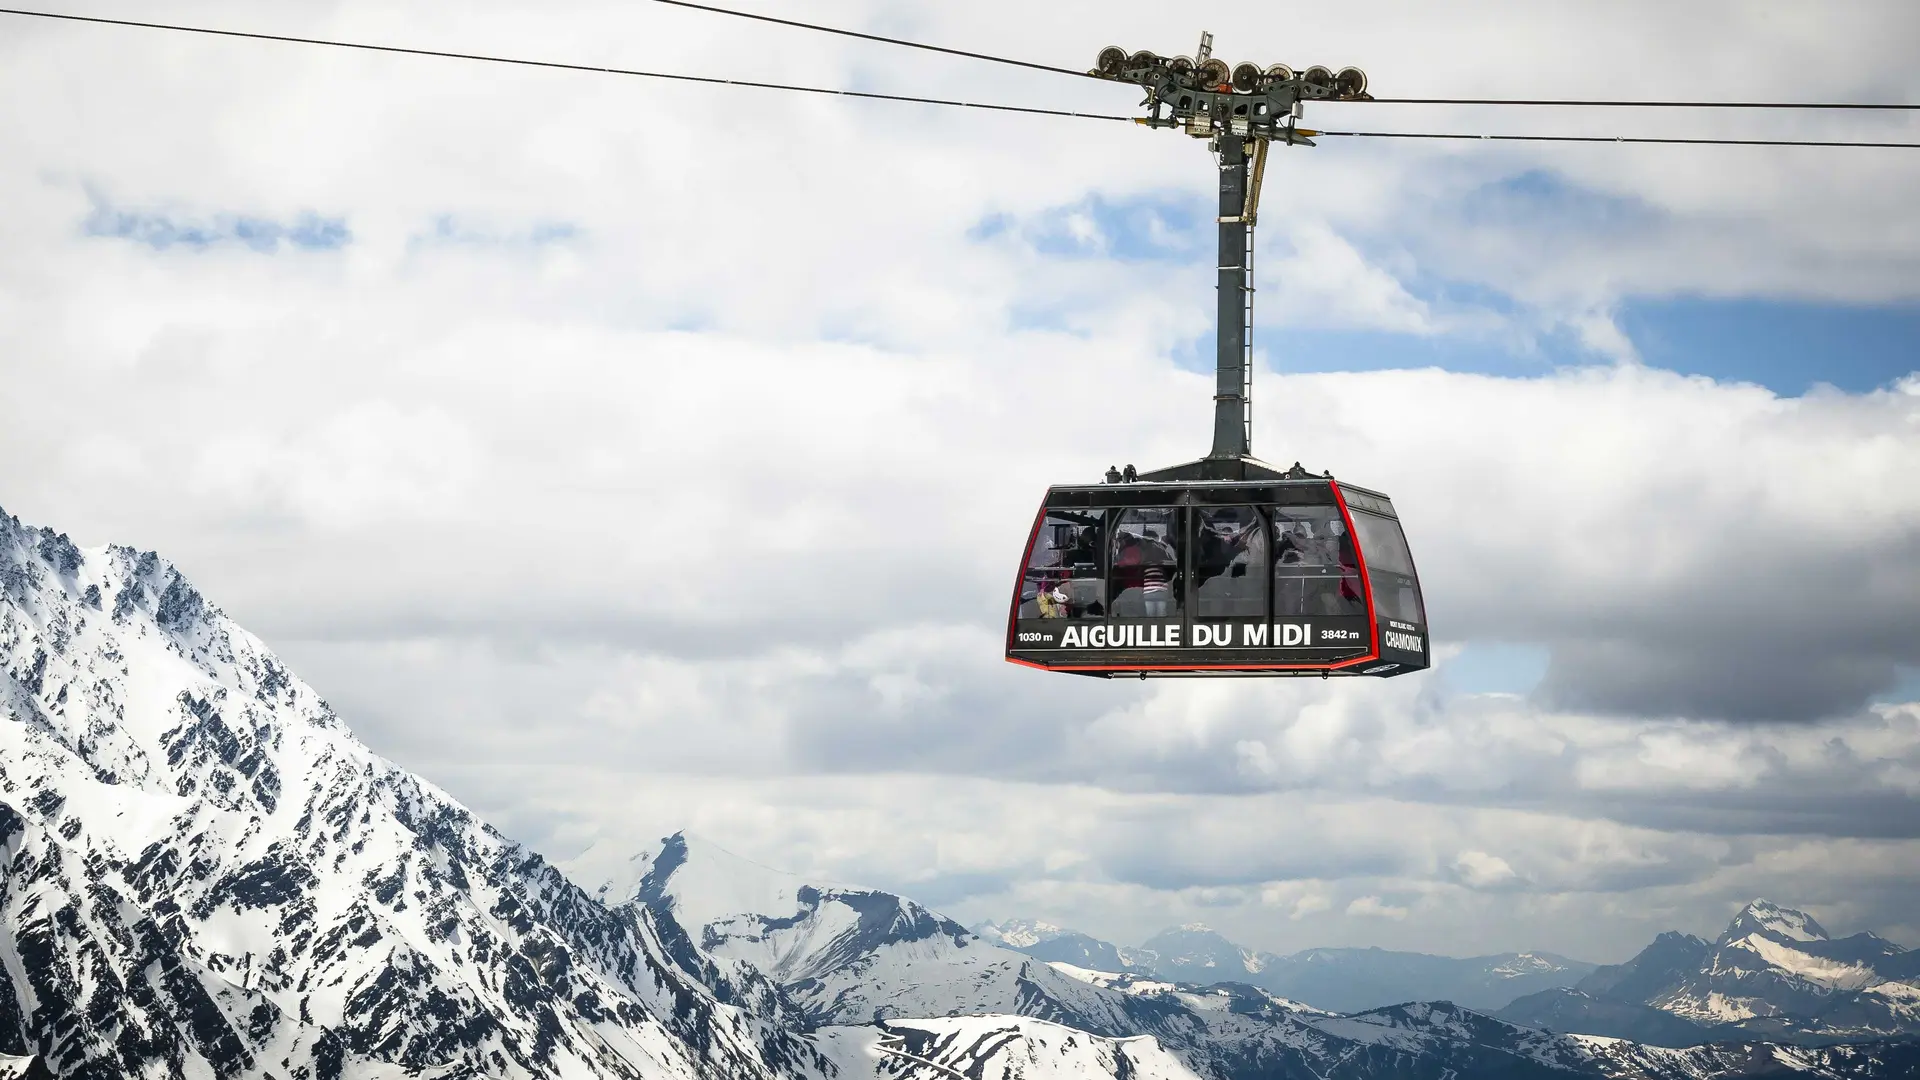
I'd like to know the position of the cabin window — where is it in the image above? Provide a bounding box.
[1021,512,1106,619]
[1350,510,1424,624]
[1109,508,1183,618]
[1194,506,1267,618]
[1272,507,1366,617]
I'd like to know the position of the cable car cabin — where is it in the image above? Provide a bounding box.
[1006,477,1427,678]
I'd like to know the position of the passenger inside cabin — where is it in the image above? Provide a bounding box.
[1274,513,1365,617]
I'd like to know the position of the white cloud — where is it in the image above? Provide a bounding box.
[1454,851,1520,890]
[191,401,481,528]
[1346,896,1410,920]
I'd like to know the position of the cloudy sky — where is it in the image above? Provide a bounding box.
[3,0,1918,963]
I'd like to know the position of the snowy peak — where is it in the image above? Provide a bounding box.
[975,920,1140,973]
[625,831,973,961]
[1723,899,1830,946]
[1138,924,1268,977]
[976,918,1069,950]
[1553,902,1919,1042]
[572,830,821,932]
[582,830,1026,1028]
[1491,952,1575,977]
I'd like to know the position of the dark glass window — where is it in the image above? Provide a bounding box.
[1021,512,1105,619]
[1272,508,1366,617]
[1110,508,1182,618]
[1194,506,1267,618]
[1350,510,1424,624]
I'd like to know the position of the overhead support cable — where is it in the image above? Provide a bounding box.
[1359,97,1920,110]
[632,2,1920,112]
[1313,129,1920,148]
[641,0,1099,81]
[0,7,1131,121]
[3,8,1917,146]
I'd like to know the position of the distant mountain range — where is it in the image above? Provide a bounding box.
[979,899,1920,1051]
[5,500,1918,1079]
[1498,899,1920,1046]
[975,918,1597,1013]
[581,832,1920,1080]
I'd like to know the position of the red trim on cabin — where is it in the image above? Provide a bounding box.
[1330,483,1382,666]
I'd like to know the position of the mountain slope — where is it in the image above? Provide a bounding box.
[816,1018,1204,1080]
[1497,989,1718,1048]
[0,508,821,1079]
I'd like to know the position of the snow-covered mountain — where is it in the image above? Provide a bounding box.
[1129,924,1273,985]
[1499,900,1920,1045]
[0,508,822,1078]
[5,502,1917,1080]
[974,919,1140,973]
[571,832,1166,1035]
[982,919,1595,1013]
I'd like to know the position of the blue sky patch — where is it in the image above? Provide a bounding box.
[1871,666,1920,706]
[1617,296,1920,395]
[1252,323,1595,379]
[1455,169,1664,237]
[1445,643,1551,696]
[972,193,1206,261]
[980,175,1917,396]
[84,195,349,253]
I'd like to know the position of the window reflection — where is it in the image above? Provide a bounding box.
[1021,512,1105,619]
[1350,511,1424,624]
[1195,506,1266,618]
[1110,508,1182,618]
[1272,509,1366,617]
